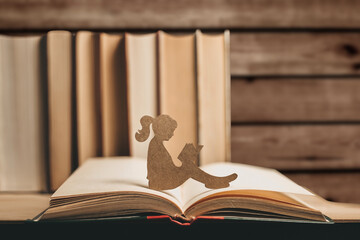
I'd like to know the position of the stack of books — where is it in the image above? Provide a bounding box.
[0,30,231,192]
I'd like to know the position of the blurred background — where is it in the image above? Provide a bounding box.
[1,0,360,203]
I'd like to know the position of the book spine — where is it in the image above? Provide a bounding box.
[224,30,231,162]
[76,31,102,165]
[0,35,47,191]
[147,215,224,226]
[125,33,157,158]
[158,31,197,165]
[196,30,230,165]
[47,30,73,191]
[99,33,129,157]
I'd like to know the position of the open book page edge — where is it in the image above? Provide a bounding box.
[187,189,307,208]
[286,193,360,222]
[50,157,183,209]
[181,162,314,209]
[184,194,326,222]
[43,191,183,220]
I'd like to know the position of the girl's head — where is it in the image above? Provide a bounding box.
[135,115,177,142]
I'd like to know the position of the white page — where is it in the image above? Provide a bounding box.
[181,162,314,210]
[52,157,183,208]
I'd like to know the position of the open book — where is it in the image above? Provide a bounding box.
[41,157,360,223]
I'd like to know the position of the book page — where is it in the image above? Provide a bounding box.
[52,157,183,209]
[181,162,314,210]
[287,193,360,222]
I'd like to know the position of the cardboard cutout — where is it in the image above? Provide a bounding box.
[135,115,237,190]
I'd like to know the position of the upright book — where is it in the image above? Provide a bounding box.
[99,33,129,157]
[40,157,360,223]
[158,31,230,166]
[196,30,231,165]
[125,33,158,158]
[75,31,102,165]
[47,30,73,191]
[0,35,47,191]
[158,31,197,166]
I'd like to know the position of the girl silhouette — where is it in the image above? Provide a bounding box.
[135,115,237,190]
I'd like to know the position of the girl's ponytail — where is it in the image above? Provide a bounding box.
[135,115,154,142]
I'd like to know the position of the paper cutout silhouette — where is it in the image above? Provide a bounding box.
[135,114,237,190]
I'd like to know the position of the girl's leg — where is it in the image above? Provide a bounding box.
[181,160,237,189]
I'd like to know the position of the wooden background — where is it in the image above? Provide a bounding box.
[1,0,360,203]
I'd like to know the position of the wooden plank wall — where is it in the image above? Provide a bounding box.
[1,0,360,203]
[1,0,360,29]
